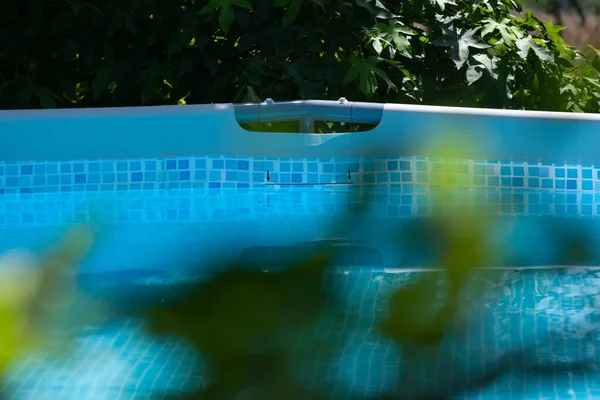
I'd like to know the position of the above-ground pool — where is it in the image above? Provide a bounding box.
[3,101,600,399]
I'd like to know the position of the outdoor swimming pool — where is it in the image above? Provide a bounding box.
[3,101,600,399]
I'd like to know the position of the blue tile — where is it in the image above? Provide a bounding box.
[567,168,578,178]
[168,171,179,181]
[179,171,190,180]
[74,174,86,184]
[88,173,101,184]
[555,168,565,178]
[226,171,237,181]
[364,161,375,172]
[582,169,592,179]
[60,163,71,173]
[401,172,412,182]
[209,182,221,188]
[335,164,348,174]
[555,180,565,189]
[239,160,250,170]
[541,178,553,188]
[129,161,142,171]
[280,174,291,184]
[47,175,59,185]
[101,162,114,172]
[501,177,511,186]
[487,176,499,186]
[102,173,115,183]
[566,180,577,189]
[239,171,250,182]
[399,161,411,171]
[226,160,238,170]
[145,160,157,171]
[582,180,593,190]
[253,161,265,172]
[73,163,85,173]
[416,172,428,183]
[116,161,128,171]
[528,166,539,176]
[291,173,303,183]
[387,161,398,171]
[6,165,17,175]
[513,166,524,176]
[528,178,539,188]
[21,165,33,175]
[363,174,375,183]
[5,177,17,186]
[307,174,318,183]
[209,171,221,180]
[195,158,206,169]
[33,176,45,186]
[145,172,157,181]
[500,166,511,175]
[166,160,177,170]
[307,163,318,173]
[252,172,264,182]
[322,164,333,173]
[539,167,549,177]
[212,160,224,169]
[178,159,190,169]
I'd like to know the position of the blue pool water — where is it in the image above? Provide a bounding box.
[2,187,600,399]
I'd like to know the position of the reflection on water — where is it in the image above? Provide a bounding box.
[2,187,600,398]
[2,266,600,399]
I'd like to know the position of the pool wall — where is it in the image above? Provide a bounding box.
[3,102,600,273]
[2,102,600,195]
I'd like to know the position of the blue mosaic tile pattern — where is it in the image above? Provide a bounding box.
[6,267,600,399]
[2,155,600,194]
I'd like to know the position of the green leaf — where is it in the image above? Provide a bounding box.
[106,14,125,38]
[310,0,325,10]
[91,67,111,99]
[38,92,57,109]
[556,57,574,69]
[432,0,456,11]
[544,20,566,44]
[124,18,141,39]
[515,36,553,64]
[481,18,521,46]
[466,65,483,85]
[354,0,398,19]
[431,27,491,69]
[199,0,253,33]
[282,0,302,26]
[343,56,396,98]
[472,53,499,79]
[32,87,60,109]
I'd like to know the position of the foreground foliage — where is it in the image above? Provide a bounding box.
[1,0,600,114]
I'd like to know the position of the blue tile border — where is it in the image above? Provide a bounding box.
[1,155,600,195]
